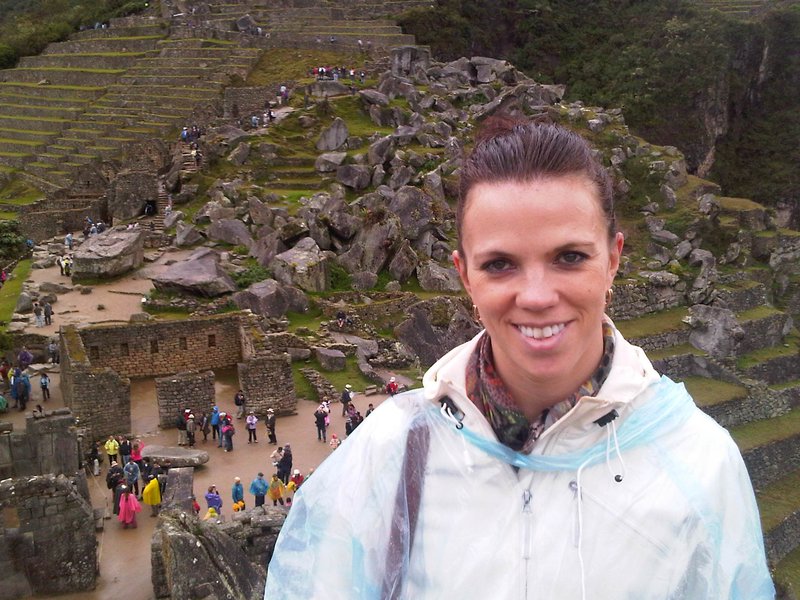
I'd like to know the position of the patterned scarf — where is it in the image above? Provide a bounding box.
[465,322,616,452]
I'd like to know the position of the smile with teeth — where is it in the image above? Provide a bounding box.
[517,323,566,340]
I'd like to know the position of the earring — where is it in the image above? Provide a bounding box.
[605,288,614,306]
[472,304,481,323]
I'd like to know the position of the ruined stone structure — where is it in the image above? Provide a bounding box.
[155,371,216,429]
[59,312,296,441]
[0,410,97,597]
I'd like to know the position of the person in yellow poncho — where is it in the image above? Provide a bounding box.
[268,474,286,506]
[142,476,161,516]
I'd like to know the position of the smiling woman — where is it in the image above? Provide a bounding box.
[265,118,775,600]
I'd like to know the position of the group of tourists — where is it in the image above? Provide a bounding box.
[31,301,53,327]
[55,255,73,277]
[0,348,52,412]
[180,125,203,143]
[310,65,366,84]
[102,436,162,529]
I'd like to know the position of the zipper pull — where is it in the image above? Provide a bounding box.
[522,489,532,512]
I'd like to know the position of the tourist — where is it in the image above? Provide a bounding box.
[210,406,221,445]
[39,372,50,401]
[340,383,353,416]
[17,347,32,370]
[64,232,73,250]
[246,410,258,443]
[123,458,140,497]
[43,301,52,326]
[186,413,197,447]
[265,118,775,598]
[199,411,211,443]
[232,477,245,509]
[14,372,30,411]
[142,475,161,516]
[204,485,223,515]
[106,461,124,514]
[117,486,141,529]
[104,435,119,464]
[176,409,189,446]
[221,416,235,452]
[118,436,131,466]
[385,376,399,395]
[268,474,285,507]
[56,255,65,276]
[47,340,59,364]
[270,446,283,468]
[234,389,246,419]
[249,472,268,507]
[365,403,375,417]
[328,433,340,450]
[313,403,328,442]
[276,444,292,485]
[33,302,44,327]
[265,407,277,444]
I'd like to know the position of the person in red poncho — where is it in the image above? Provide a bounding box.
[117,485,141,529]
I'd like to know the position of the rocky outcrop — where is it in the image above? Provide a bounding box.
[72,228,144,279]
[271,238,329,292]
[207,218,254,248]
[232,279,308,318]
[142,445,210,468]
[316,117,349,152]
[686,305,744,359]
[152,248,237,297]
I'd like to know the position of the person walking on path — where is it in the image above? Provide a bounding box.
[246,410,258,443]
[265,408,277,444]
[142,476,161,516]
[117,486,141,529]
[204,485,223,515]
[234,389,246,420]
[104,435,119,464]
[249,472,268,507]
[210,406,221,446]
[33,303,44,327]
[268,474,286,507]
[314,404,328,442]
[39,373,50,401]
[340,384,353,416]
[43,302,53,326]
[232,477,245,509]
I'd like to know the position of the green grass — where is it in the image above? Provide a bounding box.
[682,376,748,407]
[756,468,800,531]
[738,305,783,321]
[737,333,799,371]
[245,47,362,87]
[0,177,44,206]
[0,259,30,326]
[286,305,324,333]
[293,365,319,402]
[728,408,800,452]
[615,306,689,339]
[0,211,18,220]
[717,196,765,211]
[773,543,800,599]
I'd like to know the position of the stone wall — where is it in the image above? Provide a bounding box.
[0,475,97,596]
[743,355,800,386]
[238,354,296,415]
[223,86,276,119]
[609,279,685,321]
[18,196,107,243]
[0,409,82,481]
[60,326,132,442]
[702,388,791,429]
[75,315,244,378]
[766,509,800,567]
[743,434,800,490]
[155,371,215,429]
[627,329,690,352]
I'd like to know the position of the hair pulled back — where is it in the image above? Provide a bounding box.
[458,114,616,256]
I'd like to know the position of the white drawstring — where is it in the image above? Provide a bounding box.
[439,402,463,429]
[605,419,627,483]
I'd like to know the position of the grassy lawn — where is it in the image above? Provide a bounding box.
[0,259,30,325]
[615,306,689,339]
[245,47,362,87]
[682,376,748,407]
[737,333,799,371]
[774,543,800,599]
[757,468,800,531]
[729,408,800,452]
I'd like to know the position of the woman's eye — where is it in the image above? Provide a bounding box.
[481,259,513,273]
[558,252,588,265]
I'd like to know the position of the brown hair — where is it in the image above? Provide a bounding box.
[457,114,616,257]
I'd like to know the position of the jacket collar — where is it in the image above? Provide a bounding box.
[422,320,660,440]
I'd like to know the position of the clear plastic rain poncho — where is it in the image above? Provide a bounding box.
[265,376,774,600]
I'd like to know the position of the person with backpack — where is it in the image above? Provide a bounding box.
[221,416,235,452]
[234,389,246,419]
[314,404,328,442]
[276,444,292,485]
[210,406,221,446]
[176,409,188,446]
[39,373,50,401]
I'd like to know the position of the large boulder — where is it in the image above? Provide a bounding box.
[175,222,205,247]
[336,214,403,274]
[315,152,347,173]
[194,201,235,225]
[152,248,237,297]
[316,117,349,152]
[314,347,346,371]
[388,239,419,283]
[336,165,371,190]
[232,279,307,318]
[395,302,477,368]
[207,219,253,248]
[152,511,267,600]
[72,228,144,279]
[416,261,462,293]
[142,445,209,468]
[367,136,394,166]
[391,46,431,78]
[271,238,329,292]
[388,186,441,240]
[358,89,390,106]
[686,305,744,359]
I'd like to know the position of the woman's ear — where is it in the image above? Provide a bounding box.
[452,250,472,296]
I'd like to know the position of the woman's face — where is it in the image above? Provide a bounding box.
[454,176,623,402]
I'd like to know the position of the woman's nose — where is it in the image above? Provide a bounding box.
[515,269,559,309]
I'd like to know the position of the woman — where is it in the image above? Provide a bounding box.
[232,477,245,509]
[276,444,292,485]
[265,119,774,599]
[142,475,161,517]
[205,485,223,515]
[268,474,286,507]
[117,485,141,529]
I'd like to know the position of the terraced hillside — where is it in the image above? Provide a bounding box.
[697,0,800,17]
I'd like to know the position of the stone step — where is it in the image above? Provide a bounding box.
[42,36,164,55]
[0,102,84,120]
[70,25,167,41]
[738,334,800,386]
[731,408,800,489]
[0,82,105,101]
[734,306,794,356]
[712,279,769,312]
[615,306,691,352]
[757,466,800,567]
[0,90,91,109]
[125,65,220,78]
[0,114,69,132]
[18,170,67,194]
[116,74,214,86]
[0,128,59,142]
[24,162,70,184]
[0,152,31,168]
[0,138,48,154]
[18,52,151,70]
[4,67,125,87]
[135,56,226,69]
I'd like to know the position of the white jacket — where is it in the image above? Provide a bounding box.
[265,328,774,600]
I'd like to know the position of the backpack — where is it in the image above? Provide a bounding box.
[175,414,186,430]
[234,395,243,406]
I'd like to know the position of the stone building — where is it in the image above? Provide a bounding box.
[59,312,296,442]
